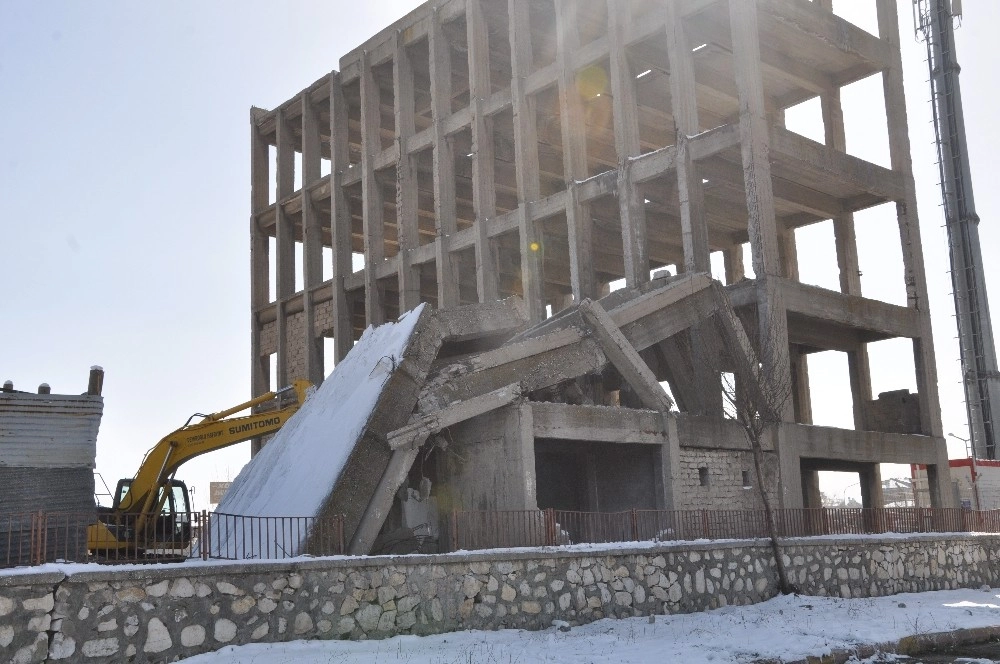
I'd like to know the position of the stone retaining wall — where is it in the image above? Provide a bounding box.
[1,534,996,663]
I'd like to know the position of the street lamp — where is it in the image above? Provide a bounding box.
[948,432,979,510]
[841,481,861,508]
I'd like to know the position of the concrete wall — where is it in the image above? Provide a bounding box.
[863,390,922,435]
[438,405,536,513]
[2,534,997,663]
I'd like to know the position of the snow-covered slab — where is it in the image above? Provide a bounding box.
[209,304,442,557]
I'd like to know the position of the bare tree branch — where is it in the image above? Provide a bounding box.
[690,285,796,594]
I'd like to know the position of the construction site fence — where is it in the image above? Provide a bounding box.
[0,511,345,569]
[447,507,1000,551]
[7,507,999,568]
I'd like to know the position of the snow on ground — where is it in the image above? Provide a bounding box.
[206,305,425,557]
[181,586,1000,663]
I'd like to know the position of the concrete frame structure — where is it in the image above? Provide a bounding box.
[249,0,954,523]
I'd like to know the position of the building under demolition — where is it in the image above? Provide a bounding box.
[247,0,955,551]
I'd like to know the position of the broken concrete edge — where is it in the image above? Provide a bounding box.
[762,625,1000,664]
[415,326,596,413]
[387,384,523,451]
[417,274,728,419]
[321,304,444,556]
[346,300,534,554]
[432,296,528,344]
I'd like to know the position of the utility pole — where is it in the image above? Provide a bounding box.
[915,0,1000,459]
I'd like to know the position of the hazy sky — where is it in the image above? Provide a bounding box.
[1,1,997,509]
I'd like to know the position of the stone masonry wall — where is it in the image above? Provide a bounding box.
[1,534,997,663]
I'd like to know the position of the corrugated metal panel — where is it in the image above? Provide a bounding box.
[0,393,102,468]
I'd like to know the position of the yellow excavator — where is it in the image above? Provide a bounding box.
[87,380,312,559]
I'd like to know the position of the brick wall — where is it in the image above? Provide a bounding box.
[674,448,779,511]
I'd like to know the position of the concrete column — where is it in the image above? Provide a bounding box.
[555,0,596,303]
[801,469,822,510]
[607,0,648,288]
[467,0,499,304]
[515,402,538,510]
[430,9,459,310]
[658,415,682,511]
[819,64,873,431]
[859,464,884,509]
[301,92,324,385]
[274,107,296,387]
[360,51,385,325]
[667,1,710,276]
[329,73,354,363]
[723,245,745,285]
[790,346,813,425]
[394,32,421,313]
[876,0,944,439]
[776,424,803,509]
[509,0,544,322]
[249,109,271,419]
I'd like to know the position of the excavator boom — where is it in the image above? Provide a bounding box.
[88,380,312,556]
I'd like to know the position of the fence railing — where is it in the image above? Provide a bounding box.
[205,512,345,561]
[1,510,346,569]
[449,507,1000,551]
[8,506,999,568]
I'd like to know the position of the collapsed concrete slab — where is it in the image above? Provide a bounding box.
[212,304,439,557]
[224,270,954,555]
[214,298,529,557]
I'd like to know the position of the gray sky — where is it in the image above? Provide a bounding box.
[1,1,997,509]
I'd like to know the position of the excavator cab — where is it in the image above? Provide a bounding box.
[91,478,194,558]
[112,478,192,545]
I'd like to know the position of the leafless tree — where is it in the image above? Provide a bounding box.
[691,294,796,594]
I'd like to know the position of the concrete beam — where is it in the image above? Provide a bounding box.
[788,423,943,466]
[349,446,422,555]
[530,402,667,444]
[388,384,522,451]
[579,299,674,412]
[417,326,606,413]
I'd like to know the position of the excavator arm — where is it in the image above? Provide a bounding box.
[89,380,312,555]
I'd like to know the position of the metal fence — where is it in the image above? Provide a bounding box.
[1,511,346,569]
[449,507,1000,551]
[8,506,998,568]
[205,512,345,561]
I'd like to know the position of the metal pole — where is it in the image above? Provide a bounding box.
[915,0,1000,459]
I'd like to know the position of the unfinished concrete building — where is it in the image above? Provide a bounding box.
[248,0,955,537]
